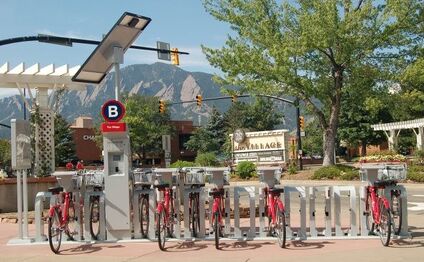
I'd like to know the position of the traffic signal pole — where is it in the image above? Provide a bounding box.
[295,99,303,170]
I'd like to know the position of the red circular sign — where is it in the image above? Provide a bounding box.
[101,99,126,122]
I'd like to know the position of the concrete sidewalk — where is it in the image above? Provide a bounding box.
[2,223,424,262]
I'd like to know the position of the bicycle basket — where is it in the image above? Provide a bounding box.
[360,163,407,183]
[133,169,154,185]
[153,168,177,185]
[258,167,282,187]
[53,171,79,192]
[377,165,407,181]
[184,169,205,185]
[84,170,104,187]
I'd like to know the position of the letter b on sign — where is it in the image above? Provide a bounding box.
[108,105,118,118]
[101,100,126,122]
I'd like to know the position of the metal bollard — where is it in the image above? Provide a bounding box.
[233,186,256,239]
[309,186,332,237]
[284,186,307,240]
[34,191,52,242]
[332,186,357,237]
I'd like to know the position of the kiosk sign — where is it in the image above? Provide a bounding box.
[101,100,126,132]
[102,99,126,122]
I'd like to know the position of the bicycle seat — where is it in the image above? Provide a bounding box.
[209,189,224,197]
[93,186,103,191]
[269,188,284,194]
[185,183,206,188]
[48,186,63,195]
[153,184,170,189]
[373,180,397,187]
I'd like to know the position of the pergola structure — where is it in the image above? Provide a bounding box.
[371,118,424,151]
[0,62,86,175]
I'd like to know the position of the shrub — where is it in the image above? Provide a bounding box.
[287,161,297,175]
[407,164,424,182]
[415,150,424,164]
[312,166,341,180]
[195,152,220,167]
[236,161,256,179]
[340,170,359,180]
[170,160,195,168]
[312,164,358,180]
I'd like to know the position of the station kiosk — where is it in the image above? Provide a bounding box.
[101,100,132,240]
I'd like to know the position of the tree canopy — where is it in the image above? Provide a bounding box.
[203,0,423,165]
[124,95,173,161]
[54,114,76,166]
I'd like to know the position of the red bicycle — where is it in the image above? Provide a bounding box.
[364,181,392,246]
[210,188,226,249]
[47,186,78,254]
[263,186,286,248]
[155,183,176,251]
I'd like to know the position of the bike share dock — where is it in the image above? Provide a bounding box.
[11,163,408,247]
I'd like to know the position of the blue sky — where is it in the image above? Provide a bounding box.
[0,0,231,97]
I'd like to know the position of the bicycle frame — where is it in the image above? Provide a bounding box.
[211,194,224,226]
[264,188,285,224]
[367,186,390,225]
[49,192,71,227]
[156,188,173,225]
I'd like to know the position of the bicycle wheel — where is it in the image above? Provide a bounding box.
[191,194,200,237]
[167,196,175,238]
[48,208,62,254]
[365,192,375,234]
[214,211,220,250]
[140,196,149,238]
[390,191,402,235]
[378,200,392,247]
[275,205,287,248]
[65,199,77,240]
[157,209,167,251]
[89,196,100,240]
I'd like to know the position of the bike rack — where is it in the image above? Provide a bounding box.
[233,186,257,239]
[183,186,206,239]
[284,186,307,240]
[309,186,332,237]
[383,184,409,237]
[332,186,358,237]
[83,190,106,241]
[207,187,231,236]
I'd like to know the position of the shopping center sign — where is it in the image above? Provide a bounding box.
[230,129,289,164]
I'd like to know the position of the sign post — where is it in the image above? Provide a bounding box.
[101,99,132,240]
[9,119,32,244]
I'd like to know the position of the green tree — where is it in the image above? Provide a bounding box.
[54,114,77,166]
[203,0,422,166]
[0,139,11,168]
[186,107,226,153]
[224,97,282,133]
[124,95,172,161]
[302,119,323,157]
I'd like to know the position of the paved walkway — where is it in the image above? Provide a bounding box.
[1,180,424,261]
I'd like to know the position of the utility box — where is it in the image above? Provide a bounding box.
[103,130,132,240]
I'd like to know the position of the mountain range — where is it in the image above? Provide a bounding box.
[0,62,297,138]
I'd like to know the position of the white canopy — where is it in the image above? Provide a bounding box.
[0,62,85,90]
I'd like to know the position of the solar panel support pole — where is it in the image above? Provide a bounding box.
[109,46,124,101]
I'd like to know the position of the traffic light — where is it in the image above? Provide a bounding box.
[231,95,237,103]
[196,95,202,106]
[299,116,305,131]
[159,100,165,113]
[171,47,180,65]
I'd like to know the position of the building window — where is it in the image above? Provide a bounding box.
[179,134,192,151]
